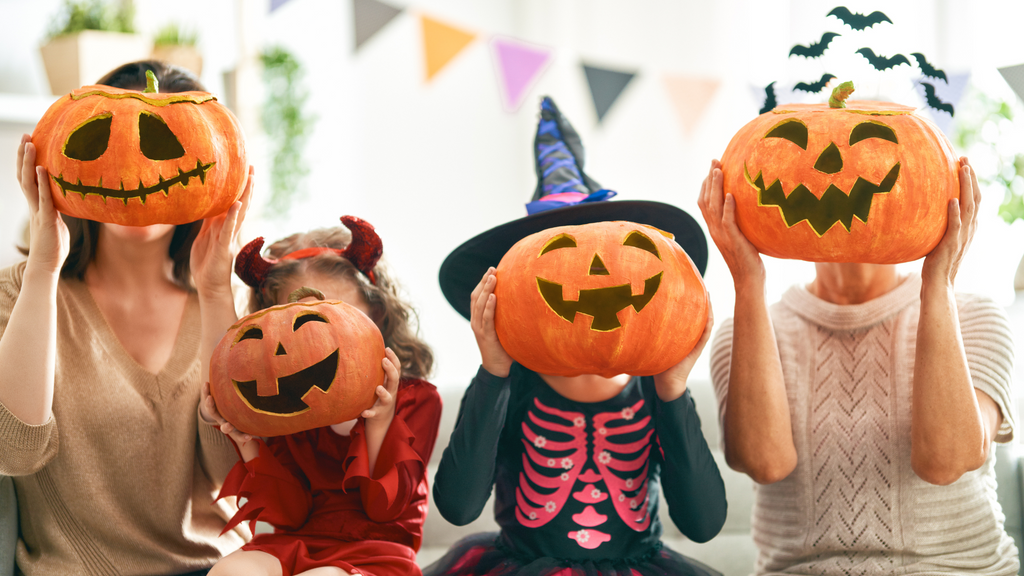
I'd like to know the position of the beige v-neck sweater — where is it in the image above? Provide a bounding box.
[710,275,1019,575]
[0,262,245,576]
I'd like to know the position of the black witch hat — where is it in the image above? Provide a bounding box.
[439,96,707,320]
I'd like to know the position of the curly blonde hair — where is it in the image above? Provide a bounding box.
[250,227,434,380]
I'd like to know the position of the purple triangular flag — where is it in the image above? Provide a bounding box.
[491,37,554,112]
[913,72,969,136]
[270,0,294,13]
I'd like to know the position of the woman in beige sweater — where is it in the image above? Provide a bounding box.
[0,61,251,576]
[699,158,1019,575]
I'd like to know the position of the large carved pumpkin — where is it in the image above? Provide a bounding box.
[720,93,959,263]
[32,71,247,226]
[210,288,384,437]
[494,221,708,378]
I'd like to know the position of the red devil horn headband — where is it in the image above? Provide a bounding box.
[234,215,384,288]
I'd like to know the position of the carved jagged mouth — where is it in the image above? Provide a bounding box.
[744,163,901,236]
[233,350,339,416]
[537,273,662,332]
[51,159,215,205]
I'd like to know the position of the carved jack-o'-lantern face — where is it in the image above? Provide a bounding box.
[720,100,959,263]
[210,288,384,437]
[32,73,247,226]
[494,221,708,378]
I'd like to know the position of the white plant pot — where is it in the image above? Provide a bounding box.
[39,31,152,95]
[151,45,203,77]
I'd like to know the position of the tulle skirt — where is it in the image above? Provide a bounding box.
[421,532,720,576]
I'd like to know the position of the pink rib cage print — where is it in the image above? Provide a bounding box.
[515,397,654,550]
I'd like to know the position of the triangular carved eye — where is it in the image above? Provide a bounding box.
[64,113,112,161]
[623,231,660,260]
[139,112,185,160]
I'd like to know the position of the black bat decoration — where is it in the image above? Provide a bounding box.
[760,81,778,115]
[789,32,841,58]
[793,73,837,93]
[911,53,948,83]
[828,6,893,30]
[921,82,954,116]
[856,48,910,71]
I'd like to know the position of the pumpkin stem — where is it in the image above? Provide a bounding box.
[288,286,326,303]
[828,81,855,108]
[144,69,159,93]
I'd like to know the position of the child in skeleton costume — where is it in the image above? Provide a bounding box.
[200,216,441,576]
[426,98,726,576]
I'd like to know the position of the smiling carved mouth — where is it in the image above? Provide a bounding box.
[233,349,339,416]
[745,162,901,235]
[51,159,215,205]
[537,273,662,332]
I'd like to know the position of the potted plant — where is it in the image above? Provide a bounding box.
[38,0,150,95]
[151,23,202,77]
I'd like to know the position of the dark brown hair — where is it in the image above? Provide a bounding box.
[251,228,434,380]
[38,61,206,288]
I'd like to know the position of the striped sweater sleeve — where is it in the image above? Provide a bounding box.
[957,293,1017,443]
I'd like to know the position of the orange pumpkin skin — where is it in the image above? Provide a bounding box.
[32,85,247,226]
[720,101,959,263]
[494,221,708,378]
[210,299,384,437]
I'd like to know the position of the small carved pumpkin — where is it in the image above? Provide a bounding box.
[32,71,247,226]
[210,287,384,437]
[494,221,708,378]
[720,95,959,263]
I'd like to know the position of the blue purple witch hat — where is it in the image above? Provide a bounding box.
[439,96,707,320]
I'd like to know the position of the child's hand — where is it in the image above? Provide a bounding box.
[471,267,513,378]
[362,348,401,425]
[653,297,714,402]
[190,166,254,301]
[201,382,260,462]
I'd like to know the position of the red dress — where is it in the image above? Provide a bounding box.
[217,378,442,576]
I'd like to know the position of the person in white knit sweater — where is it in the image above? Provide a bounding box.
[698,157,1019,575]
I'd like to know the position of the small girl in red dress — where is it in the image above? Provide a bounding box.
[197,215,440,576]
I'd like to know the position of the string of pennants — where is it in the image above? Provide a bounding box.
[270,0,720,132]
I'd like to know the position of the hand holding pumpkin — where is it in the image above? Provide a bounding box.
[921,158,980,290]
[361,347,401,423]
[697,159,764,291]
[190,166,255,301]
[471,267,514,378]
[652,293,714,402]
[17,136,70,276]
[201,382,259,462]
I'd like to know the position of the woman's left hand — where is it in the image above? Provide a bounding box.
[190,166,254,300]
[653,295,714,402]
[922,158,980,289]
[362,347,401,425]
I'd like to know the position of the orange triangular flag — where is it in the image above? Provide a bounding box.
[421,14,476,81]
[663,75,720,136]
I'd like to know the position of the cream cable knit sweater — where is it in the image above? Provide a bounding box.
[710,275,1019,576]
[0,262,245,576]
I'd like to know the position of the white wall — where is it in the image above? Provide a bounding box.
[2,0,1024,391]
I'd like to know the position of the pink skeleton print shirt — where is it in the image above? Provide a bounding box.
[514,394,657,552]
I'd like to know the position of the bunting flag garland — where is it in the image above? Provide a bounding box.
[270,0,294,13]
[421,15,477,81]
[999,63,1024,103]
[490,36,554,112]
[582,64,637,123]
[353,0,404,50]
[663,75,720,136]
[913,72,969,136]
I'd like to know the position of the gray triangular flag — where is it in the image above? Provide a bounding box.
[354,0,403,51]
[582,64,636,123]
[998,63,1024,103]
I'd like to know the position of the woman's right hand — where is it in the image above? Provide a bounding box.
[697,159,764,290]
[17,135,69,275]
[471,267,513,378]
[191,166,254,301]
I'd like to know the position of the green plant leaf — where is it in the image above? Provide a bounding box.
[260,46,315,217]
